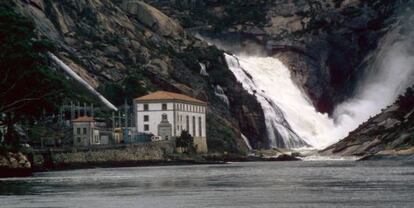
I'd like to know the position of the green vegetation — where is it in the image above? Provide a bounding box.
[97,72,148,106]
[0,4,73,147]
[176,130,195,153]
[397,86,414,111]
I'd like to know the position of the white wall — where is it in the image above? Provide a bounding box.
[175,110,206,138]
[135,101,206,138]
[73,122,94,146]
[136,102,175,136]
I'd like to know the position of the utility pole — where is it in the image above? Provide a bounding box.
[91,103,94,118]
[83,102,87,117]
[124,99,128,128]
[112,111,115,129]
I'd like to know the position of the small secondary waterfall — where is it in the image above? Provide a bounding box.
[48,53,118,111]
[225,16,414,149]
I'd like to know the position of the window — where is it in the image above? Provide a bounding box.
[186,116,189,131]
[144,115,149,122]
[144,124,149,131]
[77,128,80,134]
[83,128,87,135]
[144,104,149,111]
[199,117,202,137]
[77,137,81,143]
[162,114,168,120]
[192,116,196,136]
[162,103,167,110]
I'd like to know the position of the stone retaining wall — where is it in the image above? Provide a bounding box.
[33,141,175,168]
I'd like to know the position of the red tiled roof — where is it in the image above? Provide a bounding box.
[72,116,95,122]
[135,91,206,104]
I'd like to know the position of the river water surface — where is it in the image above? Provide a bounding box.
[1,161,414,208]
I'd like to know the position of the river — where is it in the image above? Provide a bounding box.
[1,161,414,208]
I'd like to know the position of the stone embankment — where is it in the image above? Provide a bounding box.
[0,152,32,177]
[33,141,175,170]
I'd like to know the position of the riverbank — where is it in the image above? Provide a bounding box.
[0,151,32,178]
[1,144,305,177]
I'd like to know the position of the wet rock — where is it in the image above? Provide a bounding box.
[321,87,414,158]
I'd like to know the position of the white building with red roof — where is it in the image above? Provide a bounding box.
[134,91,207,153]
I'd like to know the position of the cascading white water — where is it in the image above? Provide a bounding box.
[226,54,332,149]
[225,17,414,149]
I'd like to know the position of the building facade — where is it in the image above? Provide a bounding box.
[134,91,208,153]
[72,116,109,147]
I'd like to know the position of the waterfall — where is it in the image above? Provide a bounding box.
[199,63,209,76]
[224,16,414,149]
[225,54,313,149]
[48,53,118,111]
[332,22,414,139]
[214,85,230,107]
[241,134,253,150]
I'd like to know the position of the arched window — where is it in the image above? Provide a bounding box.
[192,116,196,136]
[199,117,202,137]
[186,115,189,131]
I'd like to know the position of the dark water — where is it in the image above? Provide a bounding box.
[1,160,414,208]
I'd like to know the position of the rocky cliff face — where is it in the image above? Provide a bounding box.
[145,0,412,114]
[13,0,268,152]
[321,87,414,158]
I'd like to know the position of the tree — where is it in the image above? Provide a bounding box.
[176,130,195,153]
[98,72,148,106]
[0,5,70,145]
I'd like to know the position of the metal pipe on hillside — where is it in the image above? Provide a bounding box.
[48,53,118,111]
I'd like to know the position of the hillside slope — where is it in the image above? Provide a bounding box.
[12,0,268,152]
[321,87,414,158]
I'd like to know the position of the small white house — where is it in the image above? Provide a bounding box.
[72,116,108,147]
[134,91,208,153]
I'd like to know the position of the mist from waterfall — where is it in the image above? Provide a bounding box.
[225,14,414,149]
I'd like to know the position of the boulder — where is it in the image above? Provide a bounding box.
[0,152,32,177]
[121,0,184,38]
